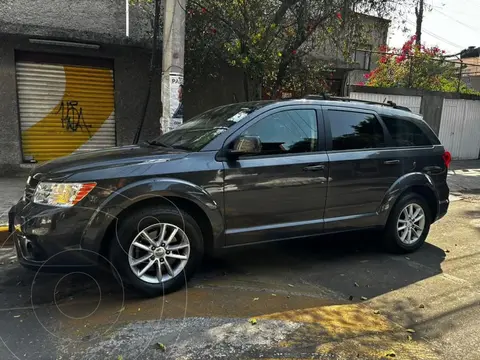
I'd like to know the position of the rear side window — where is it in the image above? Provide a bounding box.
[381,116,432,147]
[328,110,385,151]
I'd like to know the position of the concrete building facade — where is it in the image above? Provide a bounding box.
[0,0,161,172]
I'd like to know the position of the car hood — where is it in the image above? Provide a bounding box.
[30,144,189,181]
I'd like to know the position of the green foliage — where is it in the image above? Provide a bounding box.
[361,36,480,94]
[133,0,416,99]
[185,0,407,98]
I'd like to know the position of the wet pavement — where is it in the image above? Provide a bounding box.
[0,195,478,360]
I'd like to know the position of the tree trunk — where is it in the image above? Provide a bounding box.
[273,61,288,98]
[243,71,250,101]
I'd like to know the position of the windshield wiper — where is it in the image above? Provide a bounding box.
[145,140,172,148]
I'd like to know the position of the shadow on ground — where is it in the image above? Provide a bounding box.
[0,230,446,310]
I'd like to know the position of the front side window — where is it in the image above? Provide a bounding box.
[240,109,318,156]
[328,110,385,151]
[381,116,432,147]
[148,101,272,151]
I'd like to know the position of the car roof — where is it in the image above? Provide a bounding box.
[250,98,423,121]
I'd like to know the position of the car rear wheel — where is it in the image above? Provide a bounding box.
[382,193,432,253]
[110,205,204,296]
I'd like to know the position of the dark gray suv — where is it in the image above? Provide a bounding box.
[9,97,451,296]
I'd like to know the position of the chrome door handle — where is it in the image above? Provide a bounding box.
[303,164,325,172]
[384,160,400,165]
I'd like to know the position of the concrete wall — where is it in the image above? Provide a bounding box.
[0,0,152,46]
[464,75,480,92]
[184,64,247,119]
[0,40,23,173]
[0,35,161,171]
[310,13,389,69]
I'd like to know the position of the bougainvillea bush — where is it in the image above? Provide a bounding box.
[359,35,479,94]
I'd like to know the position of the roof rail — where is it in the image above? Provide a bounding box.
[302,94,412,112]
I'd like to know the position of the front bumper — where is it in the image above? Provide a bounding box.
[9,200,100,271]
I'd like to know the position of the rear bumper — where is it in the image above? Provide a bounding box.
[435,199,449,222]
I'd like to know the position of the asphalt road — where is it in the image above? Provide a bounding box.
[0,194,478,360]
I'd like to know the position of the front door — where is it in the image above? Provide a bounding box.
[222,105,329,246]
[322,106,404,231]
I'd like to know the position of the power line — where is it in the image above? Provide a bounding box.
[432,7,480,33]
[405,19,462,48]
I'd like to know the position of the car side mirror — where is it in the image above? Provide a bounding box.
[227,135,262,159]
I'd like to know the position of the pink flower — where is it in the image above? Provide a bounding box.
[336,12,342,20]
[292,49,297,55]
[380,56,387,64]
[201,7,207,14]
[357,81,365,86]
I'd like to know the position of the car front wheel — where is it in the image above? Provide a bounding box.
[110,205,204,296]
[383,193,432,253]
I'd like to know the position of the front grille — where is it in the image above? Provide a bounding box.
[24,178,39,203]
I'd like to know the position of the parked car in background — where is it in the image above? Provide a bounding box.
[9,97,451,296]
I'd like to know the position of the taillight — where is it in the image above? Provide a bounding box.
[442,151,452,169]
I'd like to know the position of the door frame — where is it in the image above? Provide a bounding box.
[321,105,393,152]
[218,103,327,160]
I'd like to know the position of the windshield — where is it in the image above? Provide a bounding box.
[148,101,272,151]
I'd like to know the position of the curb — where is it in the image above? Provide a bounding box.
[0,226,13,246]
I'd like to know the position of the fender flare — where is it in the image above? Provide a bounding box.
[81,177,224,253]
[377,172,440,225]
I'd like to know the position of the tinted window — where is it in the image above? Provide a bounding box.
[149,101,273,151]
[329,111,385,151]
[382,116,432,147]
[241,109,318,155]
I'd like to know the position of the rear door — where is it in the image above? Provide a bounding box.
[380,114,448,201]
[222,105,329,245]
[323,106,404,231]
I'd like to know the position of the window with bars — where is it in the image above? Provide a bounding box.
[352,48,372,71]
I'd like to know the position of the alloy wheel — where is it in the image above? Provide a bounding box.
[128,223,190,284]
[397,203,426,245]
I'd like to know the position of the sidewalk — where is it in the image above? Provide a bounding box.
[448,160,480,195]
[0,159,479,226]
[0,176,25,226]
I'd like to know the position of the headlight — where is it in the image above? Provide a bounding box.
[33,182,96,207]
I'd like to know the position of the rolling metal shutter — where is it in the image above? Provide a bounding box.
[16,61,116,162]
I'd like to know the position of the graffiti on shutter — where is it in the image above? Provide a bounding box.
[16,62,116,162]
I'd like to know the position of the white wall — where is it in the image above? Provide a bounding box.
[438,99,480,160]
[350,92,422,115]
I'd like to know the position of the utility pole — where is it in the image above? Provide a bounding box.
[415,0,424,46]
[160,0,186,134]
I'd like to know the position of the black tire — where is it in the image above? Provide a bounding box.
[382,193,432,254]
[109,205,204,297]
